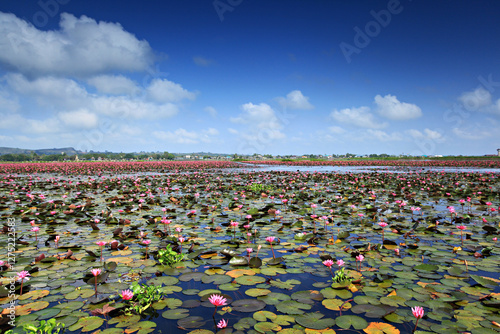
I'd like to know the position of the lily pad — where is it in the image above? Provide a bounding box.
[295,312,335,330]
[335,315,368,330]
[232,299,266,312]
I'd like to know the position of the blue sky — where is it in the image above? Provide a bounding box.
[1,0,499,156]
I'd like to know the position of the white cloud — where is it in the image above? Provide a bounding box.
[193,56,213,67]
[204,106,217,117]
[374,94,422,120]
[276,90,314,110]
[407,128,445,142]
[365,129,402,142]
[4,73,187,120]
[58,109,98,129]
[228,128,239,134]
[87,75,140,95]
[230,102,286,150]
[458,87,491,111]
[92,95,179,119]
[6,73,88,110]
[0,91,20,113]
[231,103,285,139]
[205,128,219,136]
[0,12,154,77]
[146,78,196,103]
[330,106,387,129]
[328,126,346,134]
[153,128,218,144]
[24,118,61,134]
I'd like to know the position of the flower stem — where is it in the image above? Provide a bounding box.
[412,318,420,333]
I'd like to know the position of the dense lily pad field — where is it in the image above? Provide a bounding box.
[1,160,500,334]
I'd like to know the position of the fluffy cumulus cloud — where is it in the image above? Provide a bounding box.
[231,103,285,139]
[153,128,219,144]
[330,106,387,129]
[458,87,492,111]
[3,73,192,120]
[58,109,98,129]
[276,90,314,110]
[0,11,208,151]
[230,103,286,152]
[0,12,154,77]
[374,94,422,120]
[147,79,197,103]
[87,75,140,95]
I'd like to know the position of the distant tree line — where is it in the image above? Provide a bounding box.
[0,151,177,162]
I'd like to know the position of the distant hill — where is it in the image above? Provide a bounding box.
[0,147,80,156]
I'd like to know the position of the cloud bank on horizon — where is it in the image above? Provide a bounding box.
[0,1,499,156]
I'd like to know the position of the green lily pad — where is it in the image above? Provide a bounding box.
[235,275,266,286]
[232,299,266,312]
[177,316,206,329]
[162,308,190,319]
[68,316,104,332]
[254,321,281,333]
[275,300,312,315]
[335,315,368,330]
[295,312,335,330]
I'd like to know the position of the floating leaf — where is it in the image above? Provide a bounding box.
[235,275,266,286]
[226,269,256,278]
[254,321,282,333]
[276,300,312,315]
[254,310,278,322]
[162,308,190,319]
[68,316,104,332]
[335,315,368,330]
[322,299,351,311]
[232,299,266,312]
[246,288,272,297]
[363,322,400,334]
[295,312,335,330]
[177,316,206,329]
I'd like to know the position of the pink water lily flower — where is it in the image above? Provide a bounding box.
[91,268,101,276]
[217,319,228,329]
[17,271,31,282]
[121,289,134,301]
[209,294,227,307]
[266,236,275,243]
[323,259,334,267]
[17,271,31,295]
[412,306,425,331]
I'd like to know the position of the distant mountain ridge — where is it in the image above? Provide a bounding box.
[0,147,80,156]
